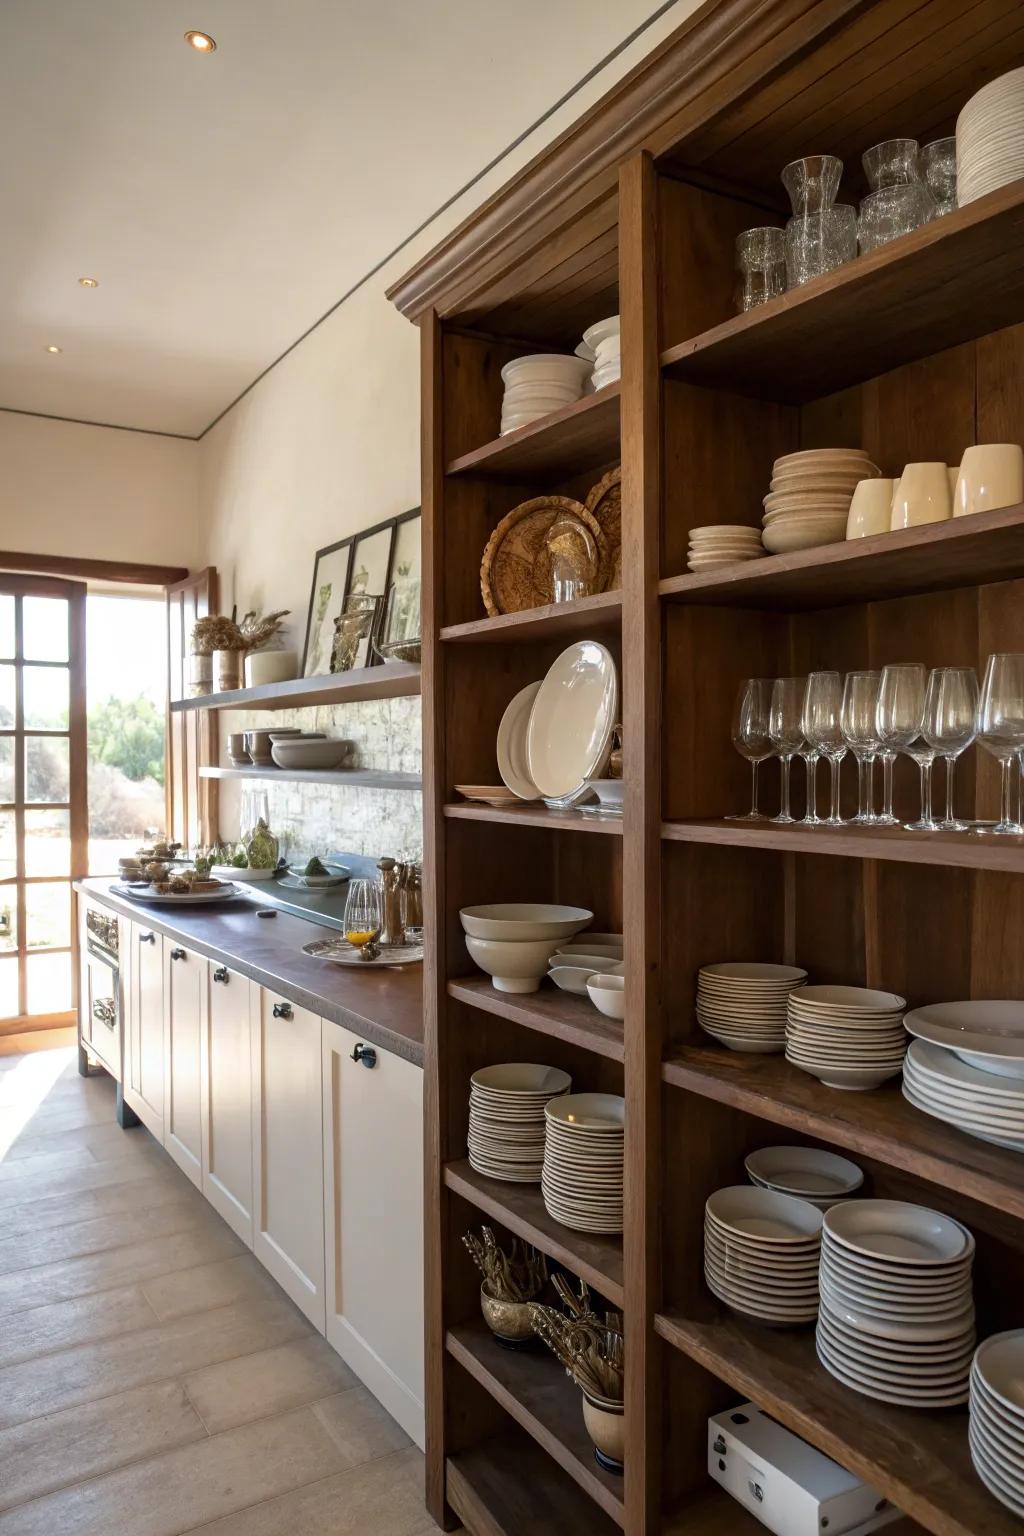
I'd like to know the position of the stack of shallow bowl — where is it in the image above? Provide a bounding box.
[687,525,764,571]
[467,1064,571,1184]
[547,933,623,995]
[970,1330,1024,1516]
[499,353,590,434]
[704,1186,823,1326]
[744,1145,864,1209]
[957,68,1024,207]
[902,1000,1024,1151]
[461,903,592,993]
[542,1093,624,1233]
[786,984,907,1089]
[817,1200,976,1407]
[762,449,879,555]
[576,314,621,391]
[696,961,808,1052]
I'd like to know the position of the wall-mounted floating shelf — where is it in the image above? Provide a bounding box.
[170,662,420,713]
[200,765,422,792]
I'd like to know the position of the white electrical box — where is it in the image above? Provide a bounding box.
[708,1402,903,1536]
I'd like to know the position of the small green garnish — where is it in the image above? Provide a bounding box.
[304,855,327,877]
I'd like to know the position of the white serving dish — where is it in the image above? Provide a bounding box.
[270,738,349,770]
[496,680,543,801]
[113,880,239,905]
[526,641,618,798]
[210,863,278,881]
[465,934,562,993]
[744,1146,863,1199]
[903,999,1024,1078]
[285,864,349,887]
[587,974,625,1020]
[549,965,603,994]
[459,903,591,941]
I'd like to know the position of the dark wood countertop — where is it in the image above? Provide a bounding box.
[76,879,423,1067]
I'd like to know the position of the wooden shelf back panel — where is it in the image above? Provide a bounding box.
[446,386,620,480]
[169,663,421,713]
[448,977,625,1062]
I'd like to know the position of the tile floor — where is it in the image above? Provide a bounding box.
[0,1046,439,1535]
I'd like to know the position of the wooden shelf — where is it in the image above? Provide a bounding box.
[656,1307,1012,1536]
[440,588,621,644]
[662,1043,1024,1223]
[658,503,1024,611]
[444,1161,624,1307]
[660,181,1024,403]
[444,802,621,835]
[447,1429,621,1536]
[661,818,1024,876]
[447,1321,624,1524]
[200,765,421,790]
[448,976,624,1062]
[170,662,420,713]
[446,386,620,480]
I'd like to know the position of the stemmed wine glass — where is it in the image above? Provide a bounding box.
[840,671,881,823]
[727,679,773,821]
[769,677,806,825]
[977,653,1024,836]
[803,671,846,826]
[875,663,926,827]
[923,667,978,832]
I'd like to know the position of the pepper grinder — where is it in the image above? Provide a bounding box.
[377,857,404,946]
[400,861,423,940]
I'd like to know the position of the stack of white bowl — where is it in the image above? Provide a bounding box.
[461,903,592,993]
[499,353,591,435]
[467,1063,571,1183]
[817,1199,976,1407]
[542,1092,624,1233]
[576,315,620,391]
[970,1330,1024,1516]
[696,961,808,1052]
[687,524,764,572]
[704,1186,822,1325]
[957,68,1024,207]
[547,933,623,994]
[786,984,907,1089]
[762,449,879,555]
[744,1145,864,1209]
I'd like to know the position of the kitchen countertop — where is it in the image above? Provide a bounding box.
[75,878,424,1066]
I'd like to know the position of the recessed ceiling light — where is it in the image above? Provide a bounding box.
[184,30,216,52]
[78,276,99,288]
[45,345,62,354]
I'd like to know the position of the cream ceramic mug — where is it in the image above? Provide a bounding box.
[847,478,896,539]
[890,463,952,530]
[953,444,1024,517]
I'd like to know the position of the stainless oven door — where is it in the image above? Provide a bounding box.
[81,941,122,1081]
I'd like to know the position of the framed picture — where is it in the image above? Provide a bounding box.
[302,537,352,677]
[345,519,396,667]
[390,508,421,587]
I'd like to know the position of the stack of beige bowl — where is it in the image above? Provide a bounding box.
[696,961,808,1052]
[687,524,764,572]
[542,1093,624,1233]
[786,984,907,1090]
[763,449,879,554]
[704,1185,823,1326]
[467,1064,571,1183]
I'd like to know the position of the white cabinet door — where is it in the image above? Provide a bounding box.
[123,923,165,1141]
[322,1019,424,1447]
[200,962,254,1245]
[252,990,325,1327]
[163,944,203,1187]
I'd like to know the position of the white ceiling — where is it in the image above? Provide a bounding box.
[0,0,664,437]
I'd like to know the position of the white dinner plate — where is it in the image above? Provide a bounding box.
[496,680,543,800]
[113,880,239,905]
[526,642,619,798]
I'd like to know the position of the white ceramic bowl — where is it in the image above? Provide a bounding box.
[244,649,298,687]
[549,965,603,994]
[460,904,592,941]
[586,778,624,807]
[706,1185,823,1242]
[271,738,349,770]
[745,1145,864,1199]
[465,935,562,993]
[587,974,625,1020]
[554,944,623,961]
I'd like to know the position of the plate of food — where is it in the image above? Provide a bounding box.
[302,936,423,967]
[112,875,240,904]
[283,856,350,888]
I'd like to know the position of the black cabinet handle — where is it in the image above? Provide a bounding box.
[140,932,156,944]
[212,966,229,984]
[170,948,186,961]
[351,1043,377,1068]
[272,1002,292,1019]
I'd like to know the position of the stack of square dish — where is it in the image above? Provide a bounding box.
[696,961,808,1052]
[687,524,764,572]
[467,1063,571,1183]
[744,1145,864,1209]
[817,1199,976,1407]
[786,984,907,1089]
[762,449,879,555]
[499,353,591,435]
[704,1185,823,1325]
[970,1330,1024,1516]
[542,1093,624,1233]
[957,68,1024,207]
[902,999,1024,1151]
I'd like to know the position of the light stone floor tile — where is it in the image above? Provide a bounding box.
[184,1334,358,1434]
[0,1165,201,1241]
[0,1148,95,1180]
[312,1386,412,1465]
[6,1120,163,1164]
[0,1284,157,1369]
[0,1192,217,1276]
[141,1252,286,1322]
[0,1150,175,1214]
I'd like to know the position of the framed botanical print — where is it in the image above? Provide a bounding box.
[301,537,352,677]
[344,519,396,667]
[390,508,421,587]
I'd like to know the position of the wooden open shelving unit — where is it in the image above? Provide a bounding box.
[392,1,1024,1531]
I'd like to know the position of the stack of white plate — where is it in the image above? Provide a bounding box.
[970,1330,1024,1516]
[786,984,907,1089]
[542,1093,624,1233]
[704,1185,823,1325]
[817,1200,976,1407]
[744,1145,864,1209]
[467,1063,572,1183]
[903,1040,1024,1152]
[957,68,1024,207]
[762,449,879,555]
[499,353,590,435]
[576,315,620,390]
[687,524,764,571]
[697,961,808,1052]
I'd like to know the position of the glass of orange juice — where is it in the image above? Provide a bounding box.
[344,879,382,950]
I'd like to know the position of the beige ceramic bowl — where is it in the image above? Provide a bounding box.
[465,934,562,993]
[587,974,626,1020]
[460,904,592,941]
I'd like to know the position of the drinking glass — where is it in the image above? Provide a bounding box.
[727,678,773,821]
[803,671,846,826]
[920,137,957,217]
[769,677,806,825]
[735,227,787,312]
[977,653,1024,835]
[876,663,927,826]
[858,139,934,253]
[781,155,857,286]
[923,667,978,831]
[344,879,383,949]
[841,671,882,823]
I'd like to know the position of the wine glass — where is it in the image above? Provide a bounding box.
[840,671,881,823]
[769,677,806,825]
[803,672,846,826]
[977,653,1024,836]
[727,679,773,821]
[923,667,978,832]
[344,879,383,949]
[875,663,926,827]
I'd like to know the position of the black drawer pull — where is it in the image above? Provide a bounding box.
[212,966,229,984]
[351,1043,377,1068]
[140,932,156,944]
[170,948,186,961]
[272,1002,292,1019]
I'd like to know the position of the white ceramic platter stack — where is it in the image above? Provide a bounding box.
[957,68,1024,207]
[696,961,808,1052]
[576,315,620,391]
[467,1064,572,1184]
[762,449,879,555]
[525,642,619,807]
[499,353,591,435]
[970,1330,1024,1516]
[687,524,763,572]
[903,1040,1024,1152]
[744,1145,864,1209]
[817,1200,976,1407]
[786,984,907,1089]
[542,1093,624,1234]
[704,1186,822,1326]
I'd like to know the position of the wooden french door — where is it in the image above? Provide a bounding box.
[0,575,87,1027]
